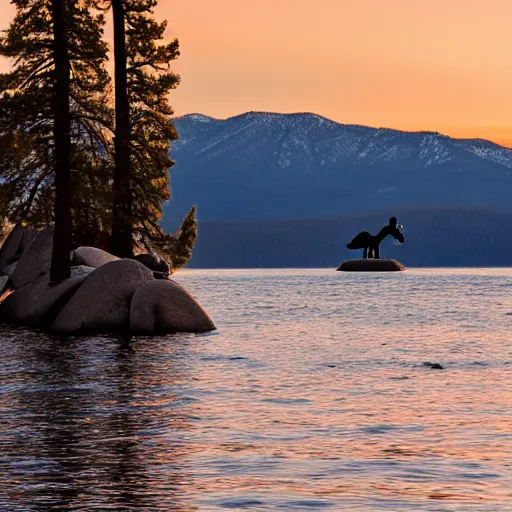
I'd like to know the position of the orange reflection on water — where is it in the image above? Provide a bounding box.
[1,268,512,510]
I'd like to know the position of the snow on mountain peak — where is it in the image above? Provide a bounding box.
[178,113,218,123]
[173,111,512,172]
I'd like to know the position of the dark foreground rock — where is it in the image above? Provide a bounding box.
[0,266,94,327]
[71,246,120,268]
[11,227,54,289]
[133,253,170,275]
[0,276,9,294]
[3,262,17,278]
[0,231,215,335]
[0,224,23,272]
[337,259,405,272]
[52,259,154,334]
[130,279,215,334]
[19,227,37,254]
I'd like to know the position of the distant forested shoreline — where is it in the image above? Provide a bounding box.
[182,207,512,268]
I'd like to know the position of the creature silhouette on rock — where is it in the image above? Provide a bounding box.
[347,217,404,259]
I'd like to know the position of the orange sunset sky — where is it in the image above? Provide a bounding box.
[2,0,512,146]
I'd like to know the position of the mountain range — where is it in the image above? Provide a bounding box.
[163,111,512,227]
[162,112,512,267]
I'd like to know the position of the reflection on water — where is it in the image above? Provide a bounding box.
[0,331,197,511]
[1,268,512,510]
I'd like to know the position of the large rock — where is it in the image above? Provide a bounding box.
[0,224,23,272]
[133,253,170,275]
[0,266,94,327]
[3,261,18,278]
[337,259,405,272]
[0,276,9,295]
[19,227,37,254]
[130,279,215,334]
[52,259,154,334]
[11,227,54,289]
[71,246,120,269]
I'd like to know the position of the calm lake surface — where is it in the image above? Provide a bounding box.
[1,268,512,511]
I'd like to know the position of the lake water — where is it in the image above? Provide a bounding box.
[1,268,512,511]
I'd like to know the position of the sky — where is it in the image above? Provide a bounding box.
[2,0,512,146]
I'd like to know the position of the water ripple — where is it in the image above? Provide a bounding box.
[1,268,512,510]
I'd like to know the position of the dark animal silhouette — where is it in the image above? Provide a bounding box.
[347,217,404,259]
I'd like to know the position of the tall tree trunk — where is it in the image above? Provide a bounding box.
[50,0,72,281]
[110,0,133,258]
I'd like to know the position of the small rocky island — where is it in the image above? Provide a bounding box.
[337,259,405,272]
[0,225,215,335]
[338,217,406,272]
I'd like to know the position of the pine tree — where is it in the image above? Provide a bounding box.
[110,0,133,258]
[169,205,198,269]
[0,0,112,246]
[129,1,203,269]
[1,0,198,269]
[50,0,72,281]
[130,0,180,238]
[107,0,195,266]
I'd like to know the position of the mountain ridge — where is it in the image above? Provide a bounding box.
[176,111,509,148]
[163,111,512,227]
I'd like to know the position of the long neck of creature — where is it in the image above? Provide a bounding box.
[375,227,389,244]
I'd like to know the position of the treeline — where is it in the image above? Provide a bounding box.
[188,208,512,268]
[0,0,196,280]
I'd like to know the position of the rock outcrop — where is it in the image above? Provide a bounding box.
[0,266,94,327]
[52,259,154,334]
[0,276,9,295]
[337,259,405,272]
[0,229,215,335]
[11,227,54,289]
[3,262,18,278]
[0,224,24,272]
[133,253,170,275]
[130,279,215,334]
[19,228,37,254]
[71,246,120,269]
